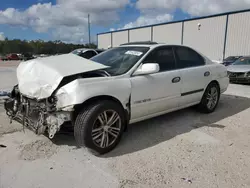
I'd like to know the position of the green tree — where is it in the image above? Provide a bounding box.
[0,39,97,55]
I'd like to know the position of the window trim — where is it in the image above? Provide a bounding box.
[173,46,205,69]
[140,45,178,72]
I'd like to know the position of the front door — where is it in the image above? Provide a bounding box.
[130,46,181,122]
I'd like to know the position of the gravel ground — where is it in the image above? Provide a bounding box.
[0,65,250,188]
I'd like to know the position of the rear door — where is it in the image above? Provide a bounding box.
[173,46,212,107]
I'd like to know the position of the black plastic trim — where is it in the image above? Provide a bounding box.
[181,89,204,96]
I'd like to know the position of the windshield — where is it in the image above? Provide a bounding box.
[90,46,150,76]
[232,57,250,65]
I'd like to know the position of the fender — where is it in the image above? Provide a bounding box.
[55,77,132,110]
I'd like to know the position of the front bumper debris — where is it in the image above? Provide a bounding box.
[4,87,72,139]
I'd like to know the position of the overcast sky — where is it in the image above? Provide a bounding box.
[0,0,249,43]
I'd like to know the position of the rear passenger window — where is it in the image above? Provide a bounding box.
[143,47,176,72]
[175,47,204,68]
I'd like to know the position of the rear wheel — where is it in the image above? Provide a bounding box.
[74,100,125,155]
[198,82,220,113]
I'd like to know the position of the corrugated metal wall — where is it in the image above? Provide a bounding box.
[225,12,250,57]
[153,23,182,44]
[183,16,226,60]
[97,10,250,60]
[112,31,129,47]
[129,27,151,42]
[98,33,111,49]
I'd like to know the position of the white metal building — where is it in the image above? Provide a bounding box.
[97,9,250,61]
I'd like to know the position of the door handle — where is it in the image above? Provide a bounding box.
[204,71,210,77]
[172,77,181,83]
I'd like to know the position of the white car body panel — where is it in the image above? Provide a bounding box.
[130,70,181,120]
[55,77,131,110]
[209,64,229,93]
[178,66,211,106]
[16,53,109,99]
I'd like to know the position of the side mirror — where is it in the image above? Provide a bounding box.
[133,63,160,76]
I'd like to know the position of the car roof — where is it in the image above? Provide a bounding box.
[120,41,158,46]
[119,43,187,49]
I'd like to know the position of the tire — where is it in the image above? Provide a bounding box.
[74,100,125,155]
[198,82,220,113]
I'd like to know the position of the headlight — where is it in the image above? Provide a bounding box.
[48,95,57,104]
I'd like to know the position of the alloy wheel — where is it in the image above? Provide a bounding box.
[92,110,121,148]
[206,87,218,110]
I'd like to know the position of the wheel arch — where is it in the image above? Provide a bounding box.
[208,80,220,93]
[201,80,221,101]
[72,95,130,128]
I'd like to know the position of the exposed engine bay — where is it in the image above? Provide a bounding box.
[4,85,71,139]
[4,70,109,139]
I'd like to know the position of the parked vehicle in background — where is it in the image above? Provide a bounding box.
[222,56,242,66]
[71,48,104,59]
[95,49,105,54]
[17,54,23,60]
[4,42,229,155]
[22,53,35,61]
[5,53,20,61]
[0,54,8,61]
[227,56,250,83]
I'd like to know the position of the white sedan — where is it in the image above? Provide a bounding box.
[4,42,229,155]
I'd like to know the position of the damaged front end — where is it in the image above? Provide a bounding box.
[4,85,71,139]
[4,54,112,139]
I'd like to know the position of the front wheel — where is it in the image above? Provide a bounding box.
[74,100,125,155]
[198,82,220,113]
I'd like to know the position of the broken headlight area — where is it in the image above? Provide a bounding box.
[4,85,71,139]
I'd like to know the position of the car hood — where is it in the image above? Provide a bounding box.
[17,53,109,99]
[227,65,250,73]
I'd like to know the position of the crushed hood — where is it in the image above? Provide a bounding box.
[17,53,108,99]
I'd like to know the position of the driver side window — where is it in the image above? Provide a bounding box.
[142,47,176,72]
